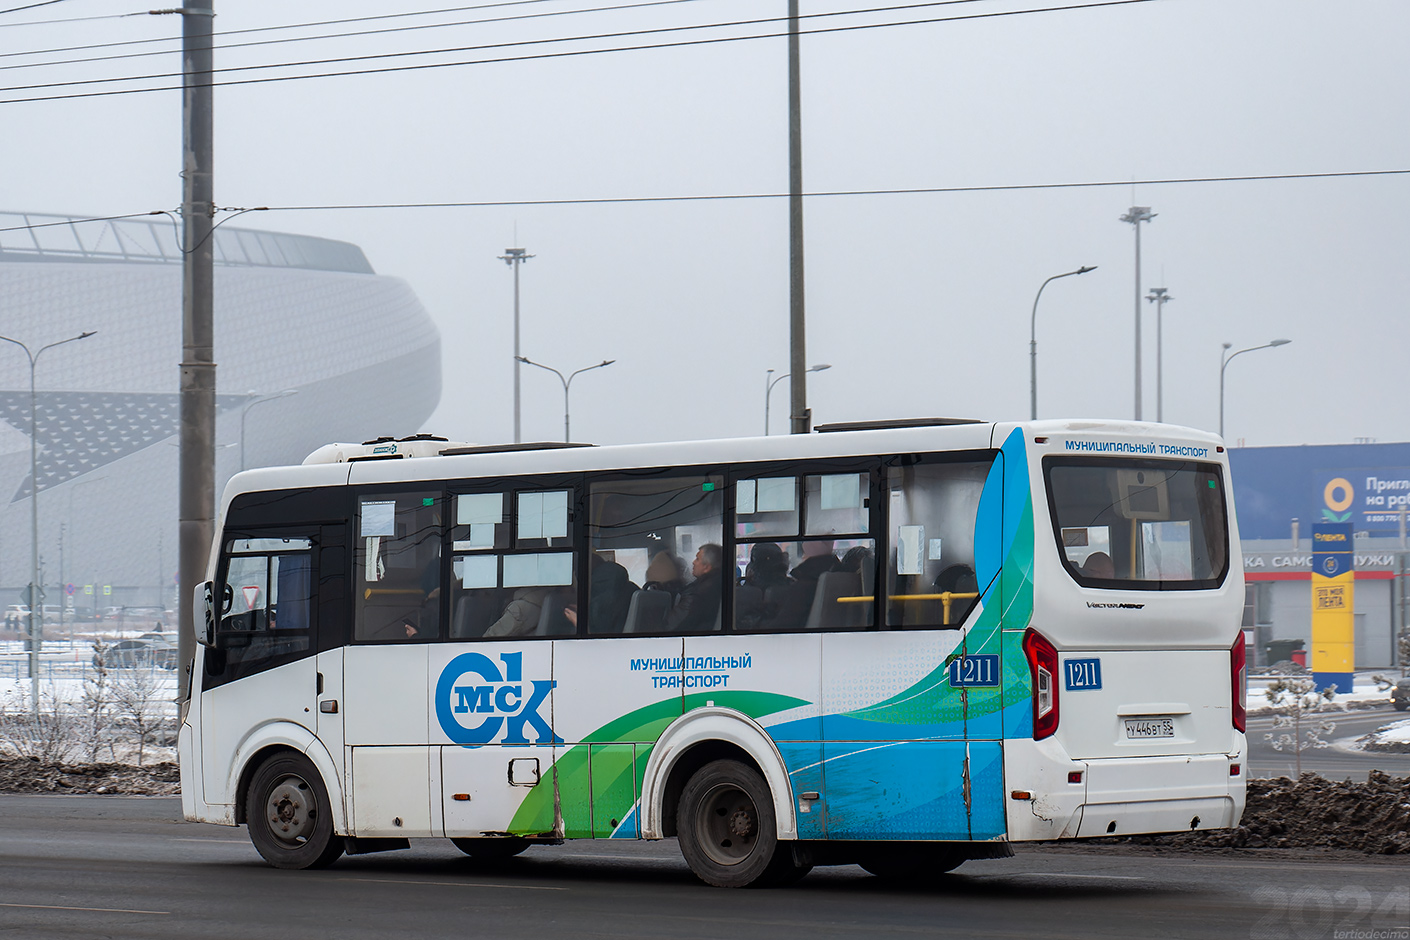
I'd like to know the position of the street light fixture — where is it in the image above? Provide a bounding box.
[239,389,299,470]
[1029,266,1097,420]
[1219,339,1291,439]
[0,329,97,715]
[766,363,830,435]
[515,356,615,442]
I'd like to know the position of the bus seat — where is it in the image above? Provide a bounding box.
[622,589,672,634]
[734,584,764,629]
[534,591,574,636]
[451,593,500,639]
[806,571,865,629]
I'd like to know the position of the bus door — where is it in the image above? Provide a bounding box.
[436,485,572,840]
[344,491,442,839]
[313,524,348,789]
[200,531,320,806]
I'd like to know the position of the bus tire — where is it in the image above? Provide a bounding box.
[450,837,530,860]
[676,759,808,888]
[245,752,345,870]
[858,844,965,881]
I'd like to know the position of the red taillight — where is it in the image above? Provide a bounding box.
[1231,636,1247,733]
[1023,628,1060,740]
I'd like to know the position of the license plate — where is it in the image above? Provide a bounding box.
[1124,717,1175,738]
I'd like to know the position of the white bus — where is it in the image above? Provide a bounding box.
[179,418,1247,887]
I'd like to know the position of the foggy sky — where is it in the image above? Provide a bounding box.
[3,0,1407,451]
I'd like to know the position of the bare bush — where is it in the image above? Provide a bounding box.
[0,686,77,764]
[110,662,166,766]
[1263,676,1337,777]
[80,641,115,763]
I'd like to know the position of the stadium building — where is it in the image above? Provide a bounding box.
[0,211,440,612]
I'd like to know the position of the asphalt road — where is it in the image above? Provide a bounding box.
[2,796,1408,940]
[1247,703,1410,781]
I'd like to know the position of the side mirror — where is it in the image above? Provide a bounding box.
[194,581,216,647]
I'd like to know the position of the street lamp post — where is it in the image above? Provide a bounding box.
[1219,339,1291,439]
[515,357,615,442]
[1029,266,1097,420]
[499,247,534,444]
[239,389,299,470]
[0,330,97,714]
[1146,288,1174,423]
[766,363,830,435]
[1120,207,1156,419]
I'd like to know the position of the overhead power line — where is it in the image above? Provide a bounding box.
[0,0,1155,105]
[0,0,710,64]
[5,167,1403,235]
[0,0,72,16]
[0,0,999,80]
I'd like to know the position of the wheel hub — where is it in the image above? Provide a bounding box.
[728,809,755,840]
[266,775,313,845]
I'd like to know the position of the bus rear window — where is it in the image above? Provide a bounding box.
[1044,458,1228,590]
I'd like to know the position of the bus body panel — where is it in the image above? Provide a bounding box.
[199,656,317,805]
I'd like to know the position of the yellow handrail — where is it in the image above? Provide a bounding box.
[834,591,979,626]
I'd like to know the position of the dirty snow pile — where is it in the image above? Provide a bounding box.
[1144,772,1410,854]
[0,759,178,795]
[1356,719,1410,753]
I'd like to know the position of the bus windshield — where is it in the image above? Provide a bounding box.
[1045,457,1228,590]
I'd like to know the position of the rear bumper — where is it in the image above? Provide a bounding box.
[1005,737,1246,841]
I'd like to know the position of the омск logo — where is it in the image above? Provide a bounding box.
[435,651,560,745]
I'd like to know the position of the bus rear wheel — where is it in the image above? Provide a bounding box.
[451,837,530,860]
[677,759,810,888]
[245,752,345,870]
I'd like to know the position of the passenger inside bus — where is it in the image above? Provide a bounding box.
[1081,551,1116,579]
[665,544,724,632]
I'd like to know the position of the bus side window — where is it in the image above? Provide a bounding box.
[885,459,993,629]
[355,492,443,642]
[449,488,577,640]
[588,473,724,635]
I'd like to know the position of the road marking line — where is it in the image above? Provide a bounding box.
[1013,872,1144,881]
[173,837,249,844]
[0,902,170,915]
[339,878,566,891]
[555,853,678,862]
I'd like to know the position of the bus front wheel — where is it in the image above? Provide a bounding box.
[677,759,810,888]
[245,752,345,870]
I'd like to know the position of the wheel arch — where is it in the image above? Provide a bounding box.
[227,723,346,833]
[639,707,797,841]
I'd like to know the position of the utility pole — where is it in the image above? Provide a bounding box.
[1146,287,1173,422]
[500,247,533,443]
[787,0,810,434]
[1120,206,1155,420]
[178,0,216,699]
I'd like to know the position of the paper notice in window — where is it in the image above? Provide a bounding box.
[929,538,944,561]
[460,554,497,589]
[457,492,502,526]
[518,492,543,539]
[897,525,925,575]
[736,480,757,515]
[360,500,396,537]
[542,490,569,539]
[821,474,860,510]
[757,478,796,513]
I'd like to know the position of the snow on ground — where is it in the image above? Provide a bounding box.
[1247,672,1395,715]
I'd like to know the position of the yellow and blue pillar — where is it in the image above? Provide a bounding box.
[1310,523,1354,694]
